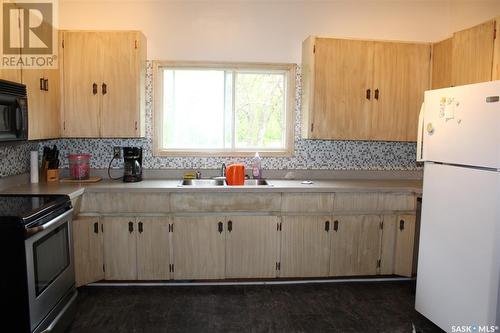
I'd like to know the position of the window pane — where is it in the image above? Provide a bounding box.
[234,72,285,149]
[163,69,226,149]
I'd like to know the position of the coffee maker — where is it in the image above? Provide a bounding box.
[123,147,143,182]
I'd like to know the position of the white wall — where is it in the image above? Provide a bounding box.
[450,0,500,33]
[60,0,453,63]
[59,0,500,63]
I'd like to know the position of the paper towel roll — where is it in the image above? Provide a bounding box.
[30,151,39,183]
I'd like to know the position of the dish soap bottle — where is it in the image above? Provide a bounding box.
[252,152,262,179]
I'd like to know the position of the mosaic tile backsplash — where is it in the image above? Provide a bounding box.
[0,141,39,178]
[1,62,418,178]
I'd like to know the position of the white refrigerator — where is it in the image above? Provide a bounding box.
[415,80,500,332]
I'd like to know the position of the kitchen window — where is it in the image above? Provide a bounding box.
[153,62,295,156]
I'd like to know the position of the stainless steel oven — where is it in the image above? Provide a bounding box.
[0,195,76,333]
[0,79,28,142]
[25,209,75,333]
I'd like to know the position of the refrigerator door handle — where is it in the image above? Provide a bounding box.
[416,102,425,162]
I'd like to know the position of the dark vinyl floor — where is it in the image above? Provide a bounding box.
[68,281,444,333]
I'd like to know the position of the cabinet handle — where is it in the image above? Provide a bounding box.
[325,220,330,232]
[333,220,339,232]
[227,220,232,232]
[138,221,143,233]
[374,89,380,100]
[93,83,98,95]
[399,219,405,231]
[93,222,99,234]
[40,78,44,91]
[44,79,48,91]
[218,221,223,234]
[135,121,138,131]
[366,89,371,100]
[102,83,107,95]
[128,221,134,233]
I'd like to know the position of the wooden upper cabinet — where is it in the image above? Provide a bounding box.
[493,19,500,80]
[302,36,430,142]
[100,32,146,137]
[62,31,101,137]
[451,20,495,86]
[0,69,22,83]
[61,30,146,138]
[24,68,60,140]
[431,38,453,89]
[306,38,374,140]
[371,42,430,142]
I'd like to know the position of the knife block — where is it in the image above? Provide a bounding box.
[46,169,59,183]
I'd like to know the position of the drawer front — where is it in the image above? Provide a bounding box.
[281,193,333,213]
[379,193,415,211]
[333,193,380,211]
[81,192,170,213]
[171,193,281,212]
[333,193,415,212]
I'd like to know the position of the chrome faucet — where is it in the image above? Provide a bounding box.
[221,163,226,177]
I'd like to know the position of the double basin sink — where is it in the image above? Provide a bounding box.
[179,179,272,187]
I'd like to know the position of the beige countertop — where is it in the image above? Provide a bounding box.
[1,178,422,199]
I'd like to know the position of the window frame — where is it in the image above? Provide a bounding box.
[153,61,296,157]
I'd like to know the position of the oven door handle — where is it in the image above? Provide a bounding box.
[25,209,73,238]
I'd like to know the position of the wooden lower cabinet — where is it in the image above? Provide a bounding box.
[379,214,417,277]
[136,217,170,280]
[102,216,170,280]
[280,216,331,277]
[103,216,137,280]
[225,216,279,278]
[73,217,104,287]
[330,215,381,276]
[172,216,226,280]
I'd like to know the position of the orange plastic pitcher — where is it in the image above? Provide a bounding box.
[226,164,245,185]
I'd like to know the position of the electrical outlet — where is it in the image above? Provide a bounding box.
[113,147,122,159]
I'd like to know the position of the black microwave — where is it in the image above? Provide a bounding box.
[0,79,28,142]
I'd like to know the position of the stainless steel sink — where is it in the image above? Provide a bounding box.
[179,179,226,186]
[243,179,272,186]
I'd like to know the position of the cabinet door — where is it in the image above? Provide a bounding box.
[310,38,374,140]
[73,217,104,287]
[330,215,381,276]
[280,216,331,277]
[136,217,170,280]
[394,215,416,277]
[62,31,101,137]
[379,215,398,275]
[452,20,495,86]
[44,69,61,138]
[371,42,430,141]
[100,32,145,138]
[431,38,453,89]
[24,69,60,140]
[225,216,278,278]
[23,69,45,140]
[172,216,225,279]
[0,69,22,83]
[103,216,137,280]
